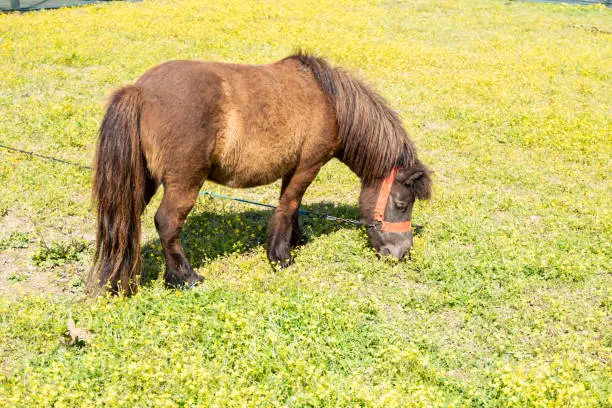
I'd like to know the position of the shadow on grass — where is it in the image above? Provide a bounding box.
[140,202,362,285]
[141,201,426,285]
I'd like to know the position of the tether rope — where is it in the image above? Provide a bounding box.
[0,143,92,170]
[0,142,372,228]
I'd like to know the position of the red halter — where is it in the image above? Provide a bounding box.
[373,167,412,233]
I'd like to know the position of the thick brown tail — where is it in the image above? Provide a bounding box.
[88,86,147,296]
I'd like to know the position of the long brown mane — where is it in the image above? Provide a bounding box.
[286,51,415,184]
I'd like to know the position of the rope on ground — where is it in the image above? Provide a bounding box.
[199,191,366,227]
[1,141,370,227]
[0,143,92,170]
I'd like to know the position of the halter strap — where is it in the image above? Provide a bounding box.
[373,167,412,233]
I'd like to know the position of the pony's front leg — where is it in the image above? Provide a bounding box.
[267,166,321,268]
[281,172,307,247]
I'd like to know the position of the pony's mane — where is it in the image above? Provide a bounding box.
[287,51,416,183]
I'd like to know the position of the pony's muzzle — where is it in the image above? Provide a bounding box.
[379,244,409,261]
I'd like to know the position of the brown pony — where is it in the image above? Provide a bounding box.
[90,52,432,295]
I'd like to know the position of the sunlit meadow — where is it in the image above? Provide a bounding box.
[0,0,610,406]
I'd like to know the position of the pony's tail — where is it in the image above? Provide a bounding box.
[88,86,146,296]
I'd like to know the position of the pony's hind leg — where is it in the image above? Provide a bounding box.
[267,164,323,268]
[155,182,204,287]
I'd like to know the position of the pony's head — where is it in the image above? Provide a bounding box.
[288,51,433,260]
[359,161,432,260]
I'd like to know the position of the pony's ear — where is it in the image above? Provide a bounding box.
[404,171,425,186]
[404,167,433,200]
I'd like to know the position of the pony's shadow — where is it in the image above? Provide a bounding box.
[141,202,362,285]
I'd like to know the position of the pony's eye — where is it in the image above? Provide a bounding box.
[395,202,407,212]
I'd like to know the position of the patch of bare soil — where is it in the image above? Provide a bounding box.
[0,213,92,298]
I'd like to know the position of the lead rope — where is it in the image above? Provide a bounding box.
[199,191,376,229]
[0,143,377,229]
[0,143,92,170]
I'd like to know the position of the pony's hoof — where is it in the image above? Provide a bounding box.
[164,272,204,289]
[270,255,294,269]
[186,274,204,288]
[267,243,294,269]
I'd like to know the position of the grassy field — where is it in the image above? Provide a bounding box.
[0,0,610,406]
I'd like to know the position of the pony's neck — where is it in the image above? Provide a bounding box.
[287,51,416,184]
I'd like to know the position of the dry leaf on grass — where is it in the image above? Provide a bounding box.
[64,318,93,345]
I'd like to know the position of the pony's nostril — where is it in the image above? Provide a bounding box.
[380,247,391,257]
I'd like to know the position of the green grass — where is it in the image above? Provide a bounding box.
[0,0,611,406]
